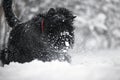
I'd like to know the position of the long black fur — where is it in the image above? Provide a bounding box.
[0,0,75,65]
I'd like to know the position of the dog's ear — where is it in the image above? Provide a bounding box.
[48,8,56,15]
[66,15,76,22]
[72,16,76,19]
[68,16,76,20]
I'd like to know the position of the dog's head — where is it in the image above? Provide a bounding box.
[43,8,76,52]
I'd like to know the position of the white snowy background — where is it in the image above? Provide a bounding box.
[0,0,120,80]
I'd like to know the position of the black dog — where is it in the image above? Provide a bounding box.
[0,0,75,65]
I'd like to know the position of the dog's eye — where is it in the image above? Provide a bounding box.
[54,15,61,19]
[53,14,65,21]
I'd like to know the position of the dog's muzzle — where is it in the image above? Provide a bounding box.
[58,31,73,52]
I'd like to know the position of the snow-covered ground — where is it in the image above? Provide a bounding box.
[0,49,120,80]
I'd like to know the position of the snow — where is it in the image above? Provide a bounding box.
[0,49,120,80]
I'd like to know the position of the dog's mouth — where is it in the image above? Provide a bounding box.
[47,31,74,52]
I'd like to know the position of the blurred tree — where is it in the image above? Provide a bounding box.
[1,0,120,50]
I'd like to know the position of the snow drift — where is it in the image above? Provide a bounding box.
[0,49,120,80]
